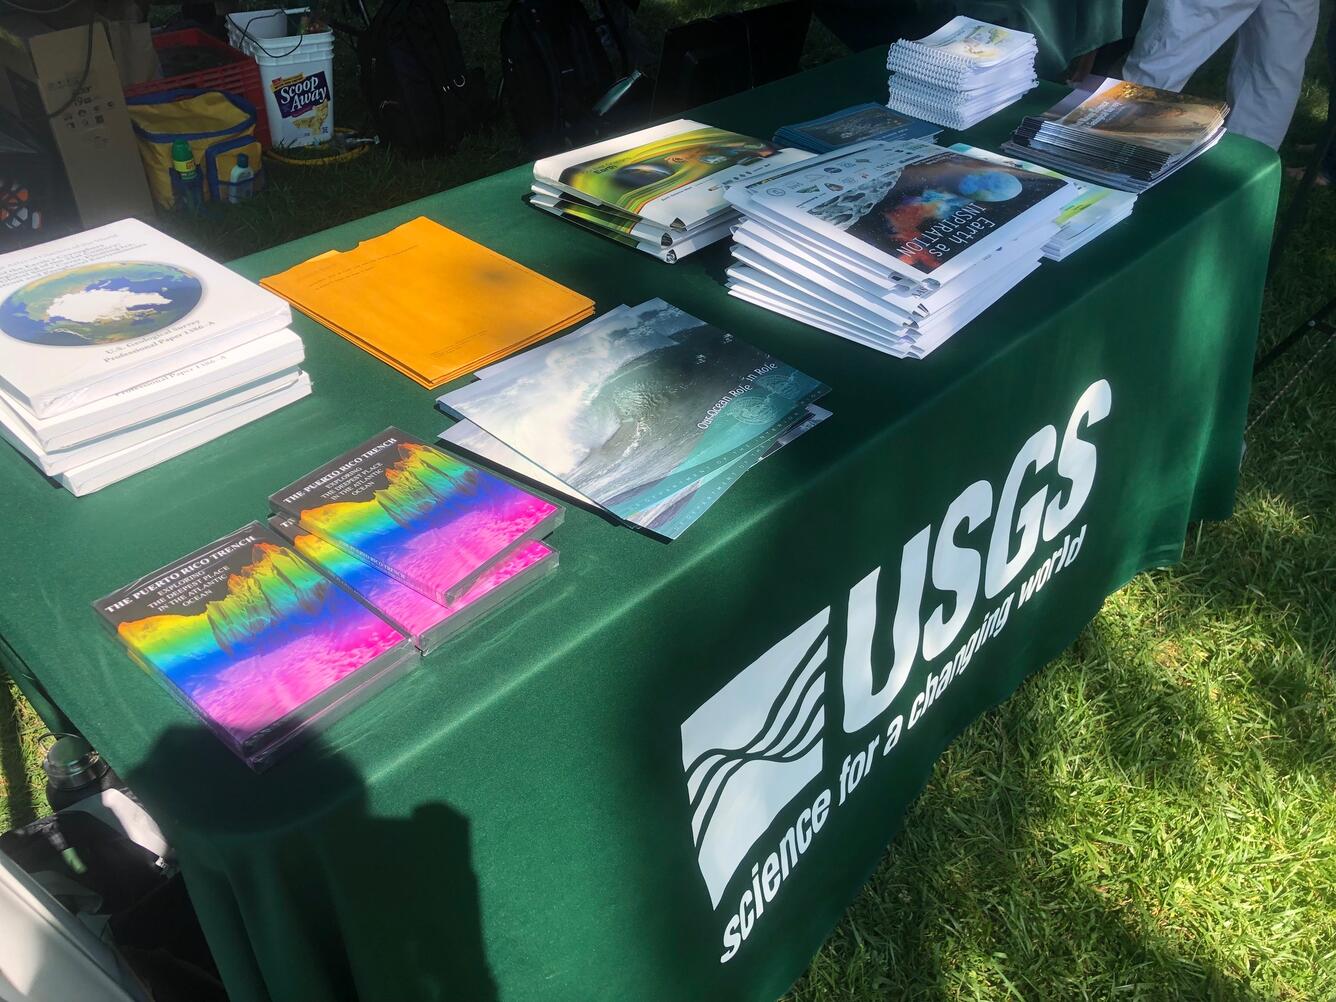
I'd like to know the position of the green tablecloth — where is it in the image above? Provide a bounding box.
[0,49,1277,1002]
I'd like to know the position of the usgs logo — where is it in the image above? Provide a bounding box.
[679,379,1111,962]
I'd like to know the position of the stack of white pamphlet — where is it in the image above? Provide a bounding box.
[0,218,309,495]
[723,140,1079,358]
[886,17,1038,131]
[946,144,1136,260]
[529,120,810,262]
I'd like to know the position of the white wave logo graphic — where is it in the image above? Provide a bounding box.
[681,610,829,907]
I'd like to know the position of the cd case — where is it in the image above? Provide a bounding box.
[92,522,417,771]
[268,515,559,653]
[268,427,563,605]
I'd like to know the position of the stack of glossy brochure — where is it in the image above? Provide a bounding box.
[0,219,308,496]
[947,144,1136,260]
[723,140,1079,358]
[1003,77,1227,192]
[528,120,811,262]
[886,16,1037,130]
[437,299,831,540]
[94,522,419,771]
[774,103,941,153]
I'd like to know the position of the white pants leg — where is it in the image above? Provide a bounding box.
[1124,0,1262,91]
[1225,0,1320,148]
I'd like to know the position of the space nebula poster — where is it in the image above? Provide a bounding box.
[830,151,1069,274]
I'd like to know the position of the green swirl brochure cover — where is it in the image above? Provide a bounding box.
[93,522,416,770]
[0,218,291,417]
[437,300,829,540]
[533,120,810,230]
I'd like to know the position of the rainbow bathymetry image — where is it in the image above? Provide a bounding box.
[0,261,203,347]
[286,523,553,642]
[116,541,405,745]
[298,443,558,602]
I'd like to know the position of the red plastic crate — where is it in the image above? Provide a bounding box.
[124,29,271,149]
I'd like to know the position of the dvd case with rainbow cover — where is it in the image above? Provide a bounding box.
[268,515,558,653]
[268,428,563,605]
[92,522,417,771]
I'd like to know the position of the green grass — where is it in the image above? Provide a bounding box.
[0,675,49,829]
[6,6,1336,999]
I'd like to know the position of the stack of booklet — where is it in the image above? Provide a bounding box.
[723,140,1080,358]
[262,216,593,388]
[1003,77,1228,192]
[437,299,831,540]
[774,103,941,153]
[947,144,1136,260]
[886,16,1038,131]
[528,120,810,262]
[0,219,308,496]
[94,427,563,771]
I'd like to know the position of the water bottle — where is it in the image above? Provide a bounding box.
[170,139,204,213]
[228,153,256,204]
[42,734,120,813]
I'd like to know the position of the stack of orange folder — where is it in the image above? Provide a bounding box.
[261,216,594,388]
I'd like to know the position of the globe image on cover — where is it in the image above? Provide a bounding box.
[958,171,1023,202]
[0,261,203,347]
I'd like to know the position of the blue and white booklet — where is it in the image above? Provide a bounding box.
[774,103,941,153]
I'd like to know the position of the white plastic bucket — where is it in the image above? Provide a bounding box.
[226,8,334,148]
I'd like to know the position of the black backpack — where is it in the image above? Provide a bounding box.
[356,0,488,156]
[499,0,638,156]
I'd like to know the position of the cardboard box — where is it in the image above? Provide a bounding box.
[0,13,153,228]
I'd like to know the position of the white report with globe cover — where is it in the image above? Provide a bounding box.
[0,218,292,416]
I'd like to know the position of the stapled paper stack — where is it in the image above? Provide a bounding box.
[886,16,1038,131]
[262,216,594,387]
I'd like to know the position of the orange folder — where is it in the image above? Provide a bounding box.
[262,216,595,388]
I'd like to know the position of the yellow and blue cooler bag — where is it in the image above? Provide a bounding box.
[127,89,265,209]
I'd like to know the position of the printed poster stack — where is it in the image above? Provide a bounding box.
[0,218,309,496]
[94,427,562,771]
[528,120,811,262]
[1003,77,1227,192]
[723,140,1080,358]
[886,16,1038,130]
[437,299,830,540]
